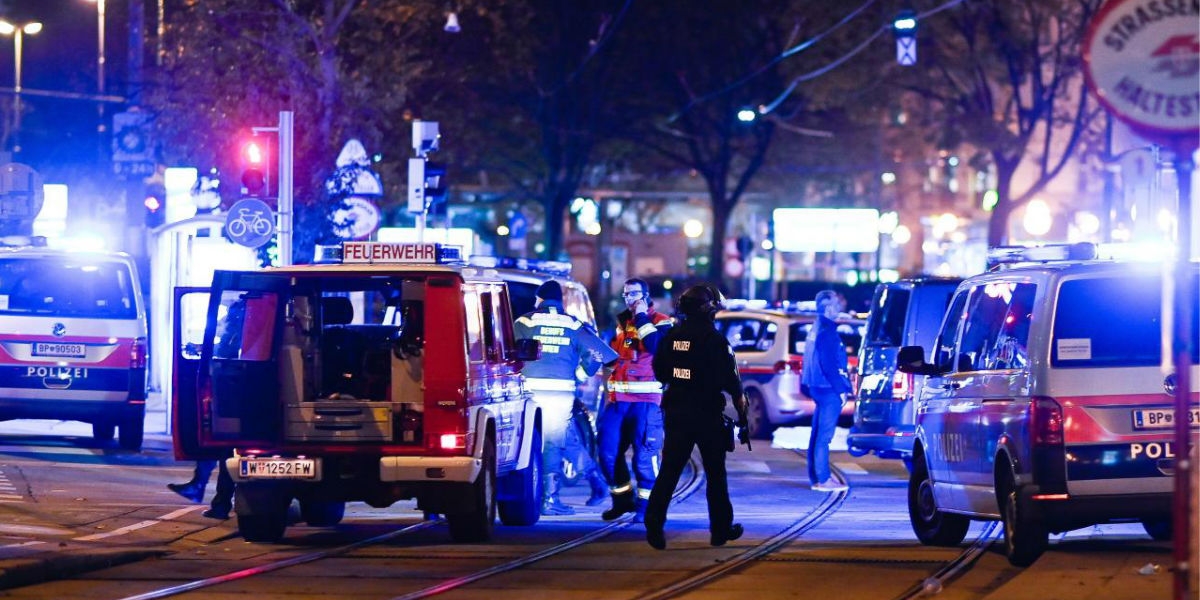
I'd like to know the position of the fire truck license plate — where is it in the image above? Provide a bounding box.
[1133,408,1200,430]
[239,458,317,479]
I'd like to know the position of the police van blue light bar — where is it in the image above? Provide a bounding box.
[468,255,572,276]
[987,242,1097,268]
[313,242,464,265]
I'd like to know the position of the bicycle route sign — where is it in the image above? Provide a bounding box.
[225,198,276,248]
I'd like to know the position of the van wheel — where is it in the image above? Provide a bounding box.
[235,485,290,543]
[1001,474,1048,566]
[118,408,144,451]
[1141,518,1171,541]
[907,452,969,546]
[745,389,774,440]
[300,500,345,527]
[448,436,496,542]
[499,426,542,527]
[92,422,115,443]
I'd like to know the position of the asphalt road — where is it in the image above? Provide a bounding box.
[0,411,1179,599]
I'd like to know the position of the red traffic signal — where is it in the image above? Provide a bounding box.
[240,139,269,197]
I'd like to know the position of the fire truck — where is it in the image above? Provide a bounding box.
[172,242,544,543]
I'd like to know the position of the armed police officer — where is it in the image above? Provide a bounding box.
[515,280,618,515]
[644,284,749,550]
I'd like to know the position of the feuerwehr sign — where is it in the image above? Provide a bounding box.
[1083,0,1200,146]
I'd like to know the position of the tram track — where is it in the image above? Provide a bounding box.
[112,456,705,600]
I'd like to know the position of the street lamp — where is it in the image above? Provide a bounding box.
[0,20,43,153]
[85,0,106,133]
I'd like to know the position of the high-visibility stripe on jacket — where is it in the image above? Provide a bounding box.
[514,301,617,382]
[607,308,673,404]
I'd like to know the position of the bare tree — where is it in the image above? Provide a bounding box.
[900,0,1104,246]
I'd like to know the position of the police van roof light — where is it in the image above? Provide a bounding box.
[468,255,572,276]
[986,242,1097,268]
[0,235,48,248]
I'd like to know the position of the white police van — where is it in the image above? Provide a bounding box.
[899,244,1198,566]
[173,242,544,543]
[0,240,148,450]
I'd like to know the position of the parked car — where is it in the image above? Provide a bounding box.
[715,305,865,439]
[899,246,1198,566]
[848,277,961,466]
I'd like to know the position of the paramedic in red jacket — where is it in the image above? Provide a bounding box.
[597,278,673,522]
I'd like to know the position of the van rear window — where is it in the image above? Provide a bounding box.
[0,257,138,319]
[865,287,910,347]
[1052,273,1199,367]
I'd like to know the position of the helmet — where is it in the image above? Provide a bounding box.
[677,284,724,320]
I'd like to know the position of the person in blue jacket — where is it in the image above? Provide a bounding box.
[515,280,618,515]
[800,290,853,493]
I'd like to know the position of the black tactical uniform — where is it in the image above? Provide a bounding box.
[644,285,747,550]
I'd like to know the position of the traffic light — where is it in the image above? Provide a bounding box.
[407,158,448,214]
[894,10,917,66]
[144,189,165,228]
[240,138,269,197]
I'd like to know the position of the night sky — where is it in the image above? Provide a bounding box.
[0,0,128,178]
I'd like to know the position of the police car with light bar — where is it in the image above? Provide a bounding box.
[898,243,1198,566]
[0,237,148,450]
[173,241,545,543]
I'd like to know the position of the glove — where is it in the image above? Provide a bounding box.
[736,416,752,451]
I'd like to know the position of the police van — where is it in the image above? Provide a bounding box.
[898,244,1198,566]
[0,240,148,450]
[173,242,544,543]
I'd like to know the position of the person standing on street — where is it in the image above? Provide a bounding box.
[801,290,853,493]
[167,455,235,519]
[644,284,749,550]
[598,278,672,522]
[515,280,618,515]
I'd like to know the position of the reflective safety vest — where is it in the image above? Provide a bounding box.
[514,301,617,384]
[607,308,673,404]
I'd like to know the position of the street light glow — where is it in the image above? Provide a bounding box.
[736,108,757,123]
[22,22,42,35]
[1023,199,1052,236]
[683,218,704,238]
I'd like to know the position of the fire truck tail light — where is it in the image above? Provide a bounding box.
[439,434,467,450]
[1031,396,1064,446]
[130,337,147,369]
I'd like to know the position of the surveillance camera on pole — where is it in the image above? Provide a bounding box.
[408,121,446,241]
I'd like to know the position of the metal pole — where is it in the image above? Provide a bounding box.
[278,111,294,266]
[97,0,106,130]
[1171,148,1195,600]
[12,30,21,152]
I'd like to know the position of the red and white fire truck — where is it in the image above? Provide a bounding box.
[172,242,544,543]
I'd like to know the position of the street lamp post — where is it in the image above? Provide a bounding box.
[86,0,106,134]
[0,20,42,154]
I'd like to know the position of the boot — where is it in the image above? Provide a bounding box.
[645,513,666,550]
[631,498,648,524]
[710,523,744,547]
[167,481,206,504]
[585,471,608,507]
[601,489,636,521]
[541,474,576,516]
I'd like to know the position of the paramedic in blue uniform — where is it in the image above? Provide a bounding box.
[644,284,748,549]
[598,277,672,522]
[515,280,618,515]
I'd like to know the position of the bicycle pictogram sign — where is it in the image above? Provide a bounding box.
[225,198,276,248]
